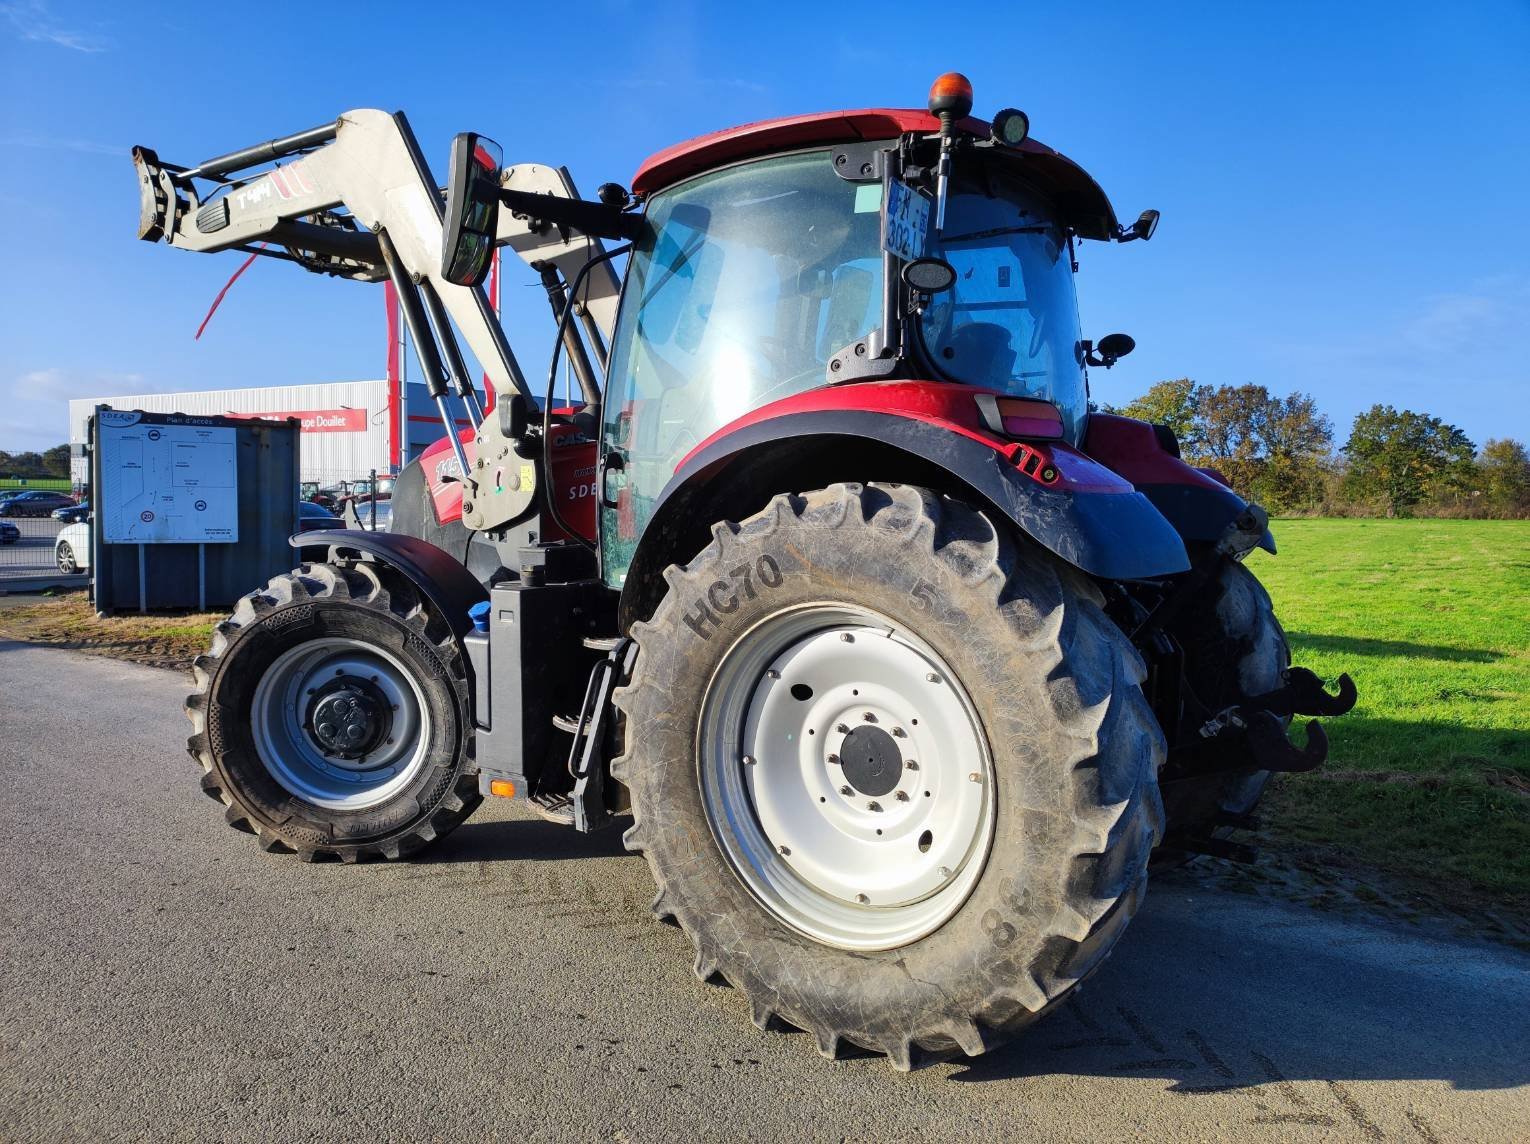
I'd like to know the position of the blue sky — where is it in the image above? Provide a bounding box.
[1,0,1526,453]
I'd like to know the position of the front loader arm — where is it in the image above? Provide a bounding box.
[133,109,533,404]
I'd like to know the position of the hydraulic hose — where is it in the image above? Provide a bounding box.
[541,243,633,553]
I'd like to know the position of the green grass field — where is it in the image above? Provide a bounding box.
[1248,519,1530,915]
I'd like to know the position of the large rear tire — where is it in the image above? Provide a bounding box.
[185,561,480,862]
[613,483,1164,1067]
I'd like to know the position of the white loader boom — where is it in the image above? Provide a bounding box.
[133,111,621,401]
[133,109,625,529]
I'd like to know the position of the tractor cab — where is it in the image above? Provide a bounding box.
[601,102,1104,569]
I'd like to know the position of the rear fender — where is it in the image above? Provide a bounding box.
[290,529,488,642]
[617,383,1190,628]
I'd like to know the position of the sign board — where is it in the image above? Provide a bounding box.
[97,410,239,543]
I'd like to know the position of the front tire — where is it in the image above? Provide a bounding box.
[614,483,1164,1067]
[185,561,480,861]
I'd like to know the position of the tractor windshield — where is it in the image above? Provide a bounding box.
[919,177,1086,441]
[600,150,884,583]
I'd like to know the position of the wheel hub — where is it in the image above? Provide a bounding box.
[306,679,389,760]
[838,725,901,796]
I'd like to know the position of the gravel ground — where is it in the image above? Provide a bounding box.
[2,639,1527,1142]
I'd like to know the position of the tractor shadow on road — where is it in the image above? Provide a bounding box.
[939,866,1529,1110]
[416,811,632,865]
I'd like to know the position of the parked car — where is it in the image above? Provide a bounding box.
[0,490,76,517]
[0,520,19,545]
[54,522,90,574]
[297,501,340,533]
[52,501,90,523]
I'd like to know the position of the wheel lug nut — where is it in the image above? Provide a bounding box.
[855,893,869,905]
[827,753,840,765]
[742,755,756,766]
[862,712,876,722]
[867,801,882,812]
[905,760,919,770]
[968,772,982,784]
[839,632,855,643]
[895,791,910,802]
[766,668,780,679]
[892,727,906,738]
[839,785,853,796]
[926,672,940,683]
[836,723,850,734]
[779,845,791,856]
[938,866,952,879]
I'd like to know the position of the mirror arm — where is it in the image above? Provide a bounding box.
[497,189,643,242]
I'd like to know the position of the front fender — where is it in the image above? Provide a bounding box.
[290,529,488,641]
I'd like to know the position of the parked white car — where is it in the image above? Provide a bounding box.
[55,522,90,575]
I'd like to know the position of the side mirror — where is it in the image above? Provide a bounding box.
[1084,333,1136,368]
[441,133,503,287]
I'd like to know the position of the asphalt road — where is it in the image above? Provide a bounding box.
[2,640,1527,1143]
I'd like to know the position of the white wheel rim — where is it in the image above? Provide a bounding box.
[250,636,432,811]
[698,604,995,951]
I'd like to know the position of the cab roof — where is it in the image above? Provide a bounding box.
[631,108,1120,240]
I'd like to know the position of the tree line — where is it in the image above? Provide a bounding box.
[0,445,72,481]
[1103,380,1529,519]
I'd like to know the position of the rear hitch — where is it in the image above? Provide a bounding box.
[1168,708,1329,777]
[1247,666,1357,719]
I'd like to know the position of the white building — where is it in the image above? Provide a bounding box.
[69,379,475,489]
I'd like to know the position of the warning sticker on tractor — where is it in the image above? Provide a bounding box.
[98,412,239,544]
[882,178,930,262]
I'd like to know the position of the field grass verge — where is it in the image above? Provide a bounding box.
[1249,519,1529,923]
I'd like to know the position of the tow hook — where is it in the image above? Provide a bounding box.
[1247,666,1357,718]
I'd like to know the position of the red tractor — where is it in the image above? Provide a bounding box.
[135,74,1353,1067]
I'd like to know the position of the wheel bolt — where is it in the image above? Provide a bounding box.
[839,785,853,796]
[839,632,855,643]
[766,668,780,679]
[895,791,910,802]
[867,801,882,812]
[926,672,940,683]
[892,727,906,738]
[827,753,840,765]
[779,845,791,855]
[968,772,982,784]
[938,866,952,879]
[855,893,870,904]
[862,712,876,722]
[905,760,919,771]
[836,723,850,734]
[742,755,756,766]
